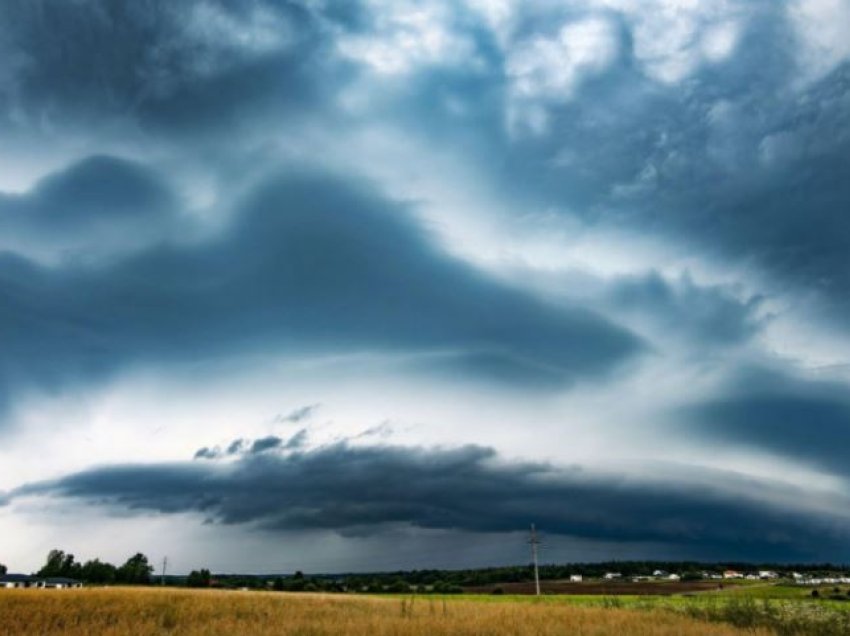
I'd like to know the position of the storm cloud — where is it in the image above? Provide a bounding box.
[1,0,850,571]
[13,442,850,561]
[685,368,850,479]
[0,159,641,416]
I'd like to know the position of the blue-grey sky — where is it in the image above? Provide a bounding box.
[2,0,850,574]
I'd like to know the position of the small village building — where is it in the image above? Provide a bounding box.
[0,575,82,589]
[43,577,83,589]
[758,571,778,580]
[0,574,44,589]
[603,572,621,580]
[569,575,582,582]
[723,570,742,579]
[668,573,681,581]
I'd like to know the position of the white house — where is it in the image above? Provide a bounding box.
[43,577,83,589]
[0,574,45,589]
[723,570,743,579]
[569,575,582,582]
[0,575,81,589]
[603,572,622,580]
[758,571,778,580]
[668,573,681,581]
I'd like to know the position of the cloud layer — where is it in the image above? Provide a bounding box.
[1,0,849,570]
[13,441,850,561]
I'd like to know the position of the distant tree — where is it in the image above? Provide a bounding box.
[386,578,408,593]
[80,559,117,584]
[293,570,305,580]
[272,577,285,591]
[187,569,212,588]
[116,553,153,585]
[37,549,81,579]
[0,563,6,575]
[37,549,66,577]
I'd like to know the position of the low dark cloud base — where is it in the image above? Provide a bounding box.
[686,368,850,479]
[12,443,850,561]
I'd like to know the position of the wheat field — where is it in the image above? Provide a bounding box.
[0,587,771,635]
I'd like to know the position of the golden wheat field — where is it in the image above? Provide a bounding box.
[0,587,771,636]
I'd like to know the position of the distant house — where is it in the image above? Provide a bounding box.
[723,570,742,579]
[667,573,681,581]
[0,575,81,589]
[652,570,668,577]
[43,577,83,589]
[758,571,778,580]
[603,572,621,580]
[1,574,44,589]
[568,575,582,582]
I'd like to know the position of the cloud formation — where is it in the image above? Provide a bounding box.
[685,368,850,478]
[0,159,642,417]
[1,0,849,570]
[13,442,850,561]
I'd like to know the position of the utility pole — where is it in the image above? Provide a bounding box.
[161,556,168,586]
[529,524,541,596]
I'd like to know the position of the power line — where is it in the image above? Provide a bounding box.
[529,523,540,596]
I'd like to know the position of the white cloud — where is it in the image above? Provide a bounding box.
[336,1,478,75]
[505,17,618,133]
[591,0,743,83]
[788,0,850,84]
[184,2,292,58]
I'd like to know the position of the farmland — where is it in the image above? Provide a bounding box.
[0,587,770,636]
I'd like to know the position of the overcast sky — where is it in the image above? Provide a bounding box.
[2,0,850,575]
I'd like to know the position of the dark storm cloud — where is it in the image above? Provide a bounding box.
[685,368,850,479]
[284,429,308,450]
[607,272,765,347]
[13,443,850,560]
[0,0,329,136]
[498,9,850,322]
[195,429,308,461]
[0,157,641,417]
[250,436,283,454]
[193,447,219,460]
[0,155,180,251]
[4,0,846,328]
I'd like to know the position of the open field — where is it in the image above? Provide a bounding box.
[0,587,769,636]
[463,579,735,595]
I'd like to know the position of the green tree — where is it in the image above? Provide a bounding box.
[0,563,6,575]
[80,559,117,584]
[116,553,153,585]
[187,569,212,588]
[37,549,81,578]
[37,549,66,577]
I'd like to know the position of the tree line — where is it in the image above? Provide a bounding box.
[6,554,849,591]
[35,549,154,585]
